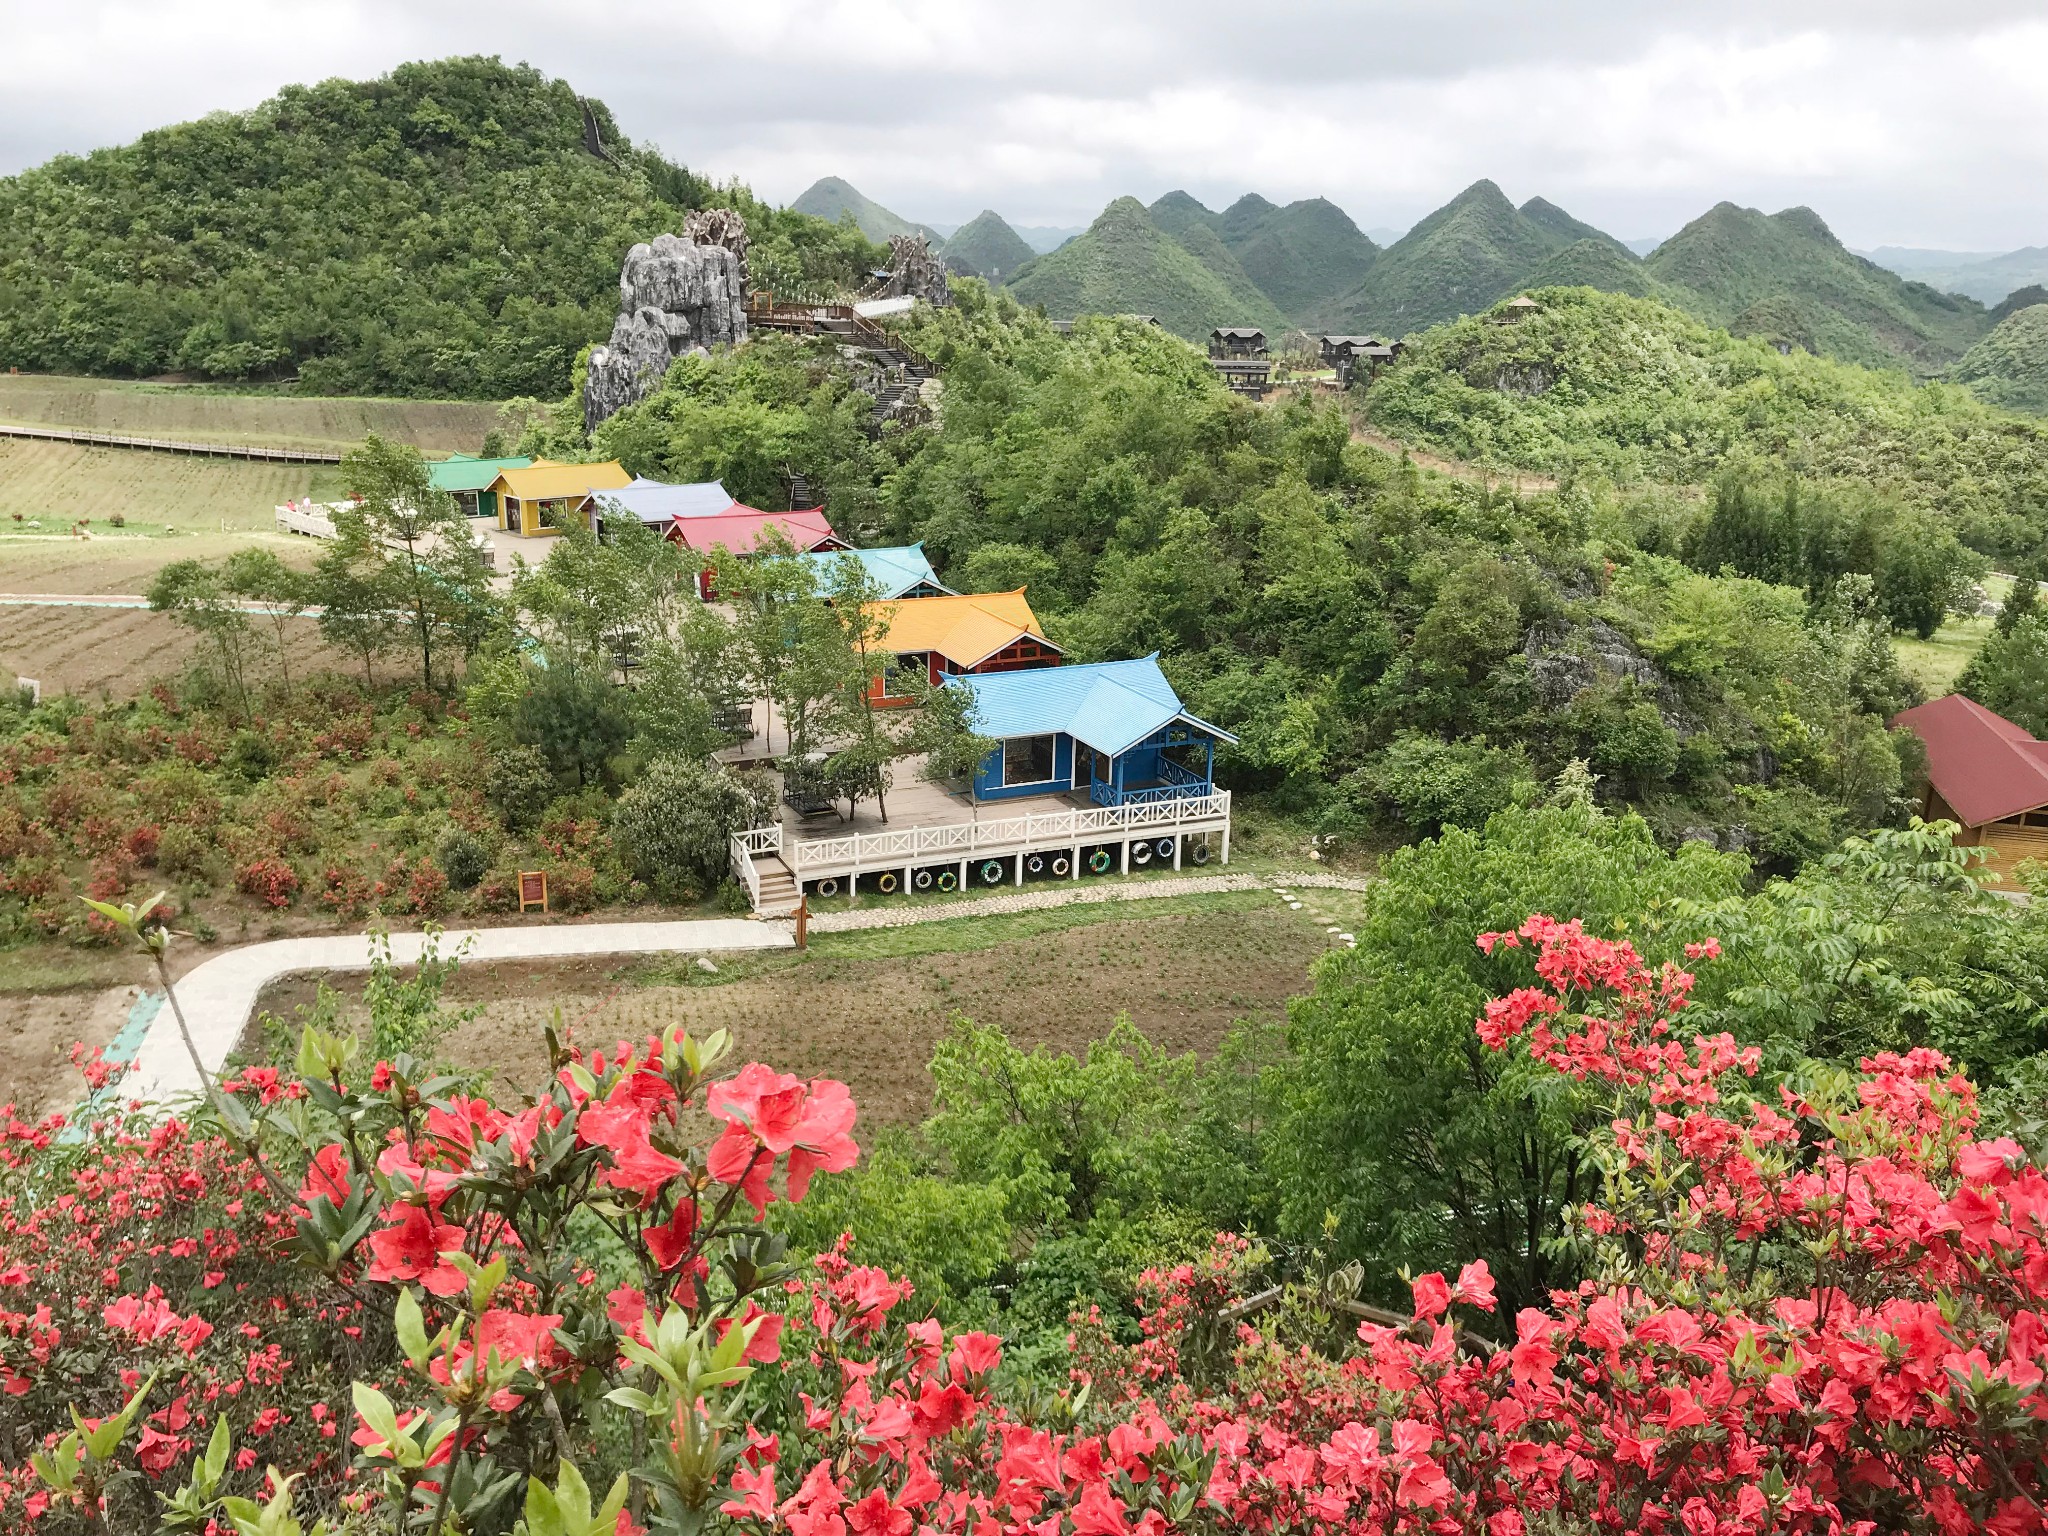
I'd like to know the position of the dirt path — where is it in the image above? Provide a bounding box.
[1349,422,1560,494]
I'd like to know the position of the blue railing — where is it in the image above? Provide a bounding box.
[1089,777,1213,808]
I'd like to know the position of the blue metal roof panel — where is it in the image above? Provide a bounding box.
[800,543,946,599]
[956,655,1204,756]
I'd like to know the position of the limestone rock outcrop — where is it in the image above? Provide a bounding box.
[880,234,951,308]
[583,225,749,432]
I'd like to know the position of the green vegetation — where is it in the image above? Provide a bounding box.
[567,282,1936,857]
[1007,197,1286,339]
[1952,303,2048,414]
[1364,286,2048,559]
[940,210,1036,282]
[0,58,881,397]
[1148,191,1381,321]
[789,175,942,245]
[1642,203,1986,373]
[1311,180,1598,335]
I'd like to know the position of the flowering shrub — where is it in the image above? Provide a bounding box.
[233,857,299,909]
[9,911,2048,1536]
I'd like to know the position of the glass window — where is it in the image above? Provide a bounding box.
[1002,734,1055,786]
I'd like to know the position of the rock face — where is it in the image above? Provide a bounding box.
[584,227,749,432]
[881,234,951,307]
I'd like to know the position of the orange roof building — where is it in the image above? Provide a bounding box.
[861,589,1062,705]
[1892,692,2048,881]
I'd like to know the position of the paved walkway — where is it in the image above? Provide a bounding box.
[127,920,792,1104]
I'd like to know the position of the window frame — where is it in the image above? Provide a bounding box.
[1001,734,1056,787]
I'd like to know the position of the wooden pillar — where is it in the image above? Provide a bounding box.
[1173,835,1182,871]
[1071,845,1081,880]
[1221,821,1231,865]
[1120,839,1130,875]
[1014,853,1024,887]
[903,863,913,896]
[849,863,859,905]
[957,857,968,891]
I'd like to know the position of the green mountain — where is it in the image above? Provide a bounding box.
[1643,203,1987,374]
[1953,304,2048,415]
[1518,197,1634,258]
[942,210,1035,282]
[1140,190,1378,321]
[1992,285,2048,326]
[1006,196,1285,340]
[1520,238,1662,300]
[0,57,880,398]
[1871,247,2048,306]
[1213,195,1379,319]
[790,177,940,245]
[1311,179,1581,335]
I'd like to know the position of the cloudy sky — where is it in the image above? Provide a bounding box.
[7,0,2048,251]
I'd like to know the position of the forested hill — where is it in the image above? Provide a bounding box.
[0,58,882,398]
[1363,285,2048,559]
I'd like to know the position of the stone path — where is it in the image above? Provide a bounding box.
[125,919,792,1104]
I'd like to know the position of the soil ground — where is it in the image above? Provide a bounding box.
[248,897,1332,1126]
[0,374,517,454]
[2,984,150,1119]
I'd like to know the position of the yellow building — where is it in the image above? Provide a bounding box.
[485,460,631,537]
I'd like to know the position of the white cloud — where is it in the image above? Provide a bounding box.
[2,1,2046,248]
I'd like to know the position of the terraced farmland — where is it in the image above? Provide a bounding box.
[0,374,516,453]
[0,438,324,533]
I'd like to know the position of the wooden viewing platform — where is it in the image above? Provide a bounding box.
[0,421,344,464]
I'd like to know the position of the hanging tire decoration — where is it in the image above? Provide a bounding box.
[980,859,1004,885]
[1053,855,1071,876]
[937,871,957,891]
[1190,840,1211,865]
[877,872,897,893]
[1026,854,1044,875]
[816,878,840,897]
[1088,849,1112,875]
[1154,837,1176,861]
[914,869,933,890]
[1131,841,1153,866]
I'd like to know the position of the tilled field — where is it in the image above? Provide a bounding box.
[252,902,1330,1125]
[0,439,320,533]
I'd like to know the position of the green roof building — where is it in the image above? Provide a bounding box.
[428,454,532,519]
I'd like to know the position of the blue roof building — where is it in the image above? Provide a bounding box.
[801,542,954,600]
[949,655,1237,806]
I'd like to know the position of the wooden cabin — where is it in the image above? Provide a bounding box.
[665,506,847,600]
[951,654,1236,806]
[486,460,631,537]
[862,589,1059,706]
[1892,694,2048,882]
[593,478,737,537]
[1209,326,1268,360]
[429,454,532,521]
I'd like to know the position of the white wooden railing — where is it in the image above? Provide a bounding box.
[728,790,1229,885]
[275,501,339,538]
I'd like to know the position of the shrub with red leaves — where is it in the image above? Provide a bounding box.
[234,857,299,909]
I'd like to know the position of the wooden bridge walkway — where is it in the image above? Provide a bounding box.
[0,421,344,464]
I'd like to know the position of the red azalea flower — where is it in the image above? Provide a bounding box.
[364,1204,467,1296]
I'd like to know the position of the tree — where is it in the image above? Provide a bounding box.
[1956,613,2048,736]
[512,665,633,791]
[1272,798,1746,1313]
[310,533,397,689]
[147,559,256,716]
[898,672,998,794]
[337,434,496,689]
[221,548,310,696]
[821,557,902,823]
[610,758,770,901]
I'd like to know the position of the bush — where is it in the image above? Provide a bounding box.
[234,856,299,908]
[548,863,597,913]
[611,759,770,902]
[1354,732,1534,836]
[155,823,209,878]
[223,729,275,781]
[484,743,553,832]
[437,829,490,890]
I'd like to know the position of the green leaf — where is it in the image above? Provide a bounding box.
[522,1475,564,1536]
[350,1382,400,1447]
[393,1286,430,1366]
[602,1386,658,1415]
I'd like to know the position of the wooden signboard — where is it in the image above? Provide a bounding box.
[517,870,549,913]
